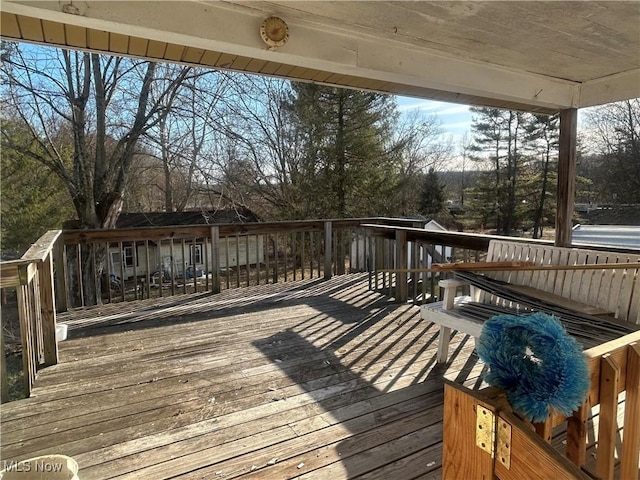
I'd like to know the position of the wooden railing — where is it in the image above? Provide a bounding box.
[0,230,63,401]
[443,331,640,480]
[546,331,640,479]
[360,225,526,304]
[59,218,428,308]
[361,224,640,305]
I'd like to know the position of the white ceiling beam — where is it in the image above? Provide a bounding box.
[579,69,640,108]
[3,1,582,110]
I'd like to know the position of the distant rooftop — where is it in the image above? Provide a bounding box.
[572,225,640,249]
[116,208,259,229]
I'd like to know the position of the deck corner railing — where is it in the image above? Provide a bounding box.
[1,230,64,401]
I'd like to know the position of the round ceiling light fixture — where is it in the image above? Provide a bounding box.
[260,16,289,48]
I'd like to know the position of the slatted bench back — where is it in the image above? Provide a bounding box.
[482,240,640,325]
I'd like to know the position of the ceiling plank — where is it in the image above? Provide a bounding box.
[146,40,167,59]
[200,50,222,66]
[87,28,109,51]
[109,32,129,54]
[164,43,185,61]
[182,47,206,64]
[244,57,268,73]
[258,61,281,75]
[128,36,148,57]
[16,15,43,42]
[64,24,86,48]
[0,13,21,38]
[229,55,252,70]
[41,19,65,44]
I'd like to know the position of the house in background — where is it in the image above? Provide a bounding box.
[109,208,264,281]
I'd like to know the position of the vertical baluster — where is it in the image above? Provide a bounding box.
[292,232,297,281]
[245,235,250,287]
[210,227,220,294]
[158,239,164,298]
[309,230,315,279]
[132,241,138,300]
[225,236,231,290]
[203,236,210,292]
[274,233,279,283]
[264,234,270,285]
[76,245,84,307]
[145,240,151,299]
[235,235,240,288]
[118,241,125,302]
[180,239,187,295]
[169,240,176,296]
[301,232,306,280]
[192,238,198,294]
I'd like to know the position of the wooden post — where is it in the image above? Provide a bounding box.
[38,253,58,366]
[1,332,8,403]
[395,230,408,303]
[210,226,221,294]
[53,238,67,312]
[17,266,34,398]
[596,354,620,480]
[556,108,577,247]
[620,343,640,479]
[324,221,332,280]
[566,401,590,467]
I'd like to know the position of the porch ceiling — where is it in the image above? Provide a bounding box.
[1,1,639,114]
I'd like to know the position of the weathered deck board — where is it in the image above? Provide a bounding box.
[1,274,484,479]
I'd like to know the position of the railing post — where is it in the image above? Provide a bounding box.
[324,221,332,280]
[1,332,8,403]
[17,264,34,398]
[53,237,67,312]
[395,230,408,303]
[38,252,58,366]
[210,226,221,294]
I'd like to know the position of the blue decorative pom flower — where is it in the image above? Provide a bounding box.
[476,312,590,422]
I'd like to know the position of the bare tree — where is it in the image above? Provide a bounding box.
[139,68,233,212]
[392,110,453,215]
[1,44,192,304]
[584,99,640,203]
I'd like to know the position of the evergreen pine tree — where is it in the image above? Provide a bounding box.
[284,84,401,218]
[419,167,446,215]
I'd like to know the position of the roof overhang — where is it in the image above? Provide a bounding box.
[2,1,638,114]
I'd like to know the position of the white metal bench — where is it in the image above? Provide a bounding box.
[421,240,640,363]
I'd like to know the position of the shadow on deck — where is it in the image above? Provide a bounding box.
[0,273,485,479]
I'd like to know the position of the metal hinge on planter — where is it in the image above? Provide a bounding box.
[476,406,512,469]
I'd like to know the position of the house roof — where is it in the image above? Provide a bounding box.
[115,208,260,229]
[1,1,638,113]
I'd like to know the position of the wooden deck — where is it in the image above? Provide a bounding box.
[0,274,485,479]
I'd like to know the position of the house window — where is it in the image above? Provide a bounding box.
[110,246,136,268]
[123,246,135,267]
[190,244,203,265]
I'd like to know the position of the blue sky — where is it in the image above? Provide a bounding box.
[396,96,473,148]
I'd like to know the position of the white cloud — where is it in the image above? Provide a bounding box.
[397,98,470,115]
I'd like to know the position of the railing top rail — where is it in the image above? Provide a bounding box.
[360,224,504,251]
[61,217,427,244]
[20,230,63,262]
[361,224,640,255]
[0,230,62,287]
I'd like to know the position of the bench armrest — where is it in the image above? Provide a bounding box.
[439,278,483,308]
